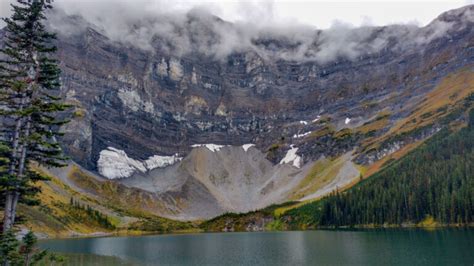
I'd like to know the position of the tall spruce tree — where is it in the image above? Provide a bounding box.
[0,0,69,233]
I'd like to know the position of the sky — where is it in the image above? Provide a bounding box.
[177,0,471,28]
[0,0,472,29]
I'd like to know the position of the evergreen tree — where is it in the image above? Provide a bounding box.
[19,231,47,265]
[0,0,70,233]
[0,230,21,265]
[317,120,474,227]
[0,230,48,265]
[284,106,474,228]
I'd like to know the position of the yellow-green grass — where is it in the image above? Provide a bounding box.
[333,128,353,139]
[276,123,428,217]
[67,165,196,230]
[274,155,350,216]
[67,165,170,218]
[72,108,87,118]
[19,169,119,238]
[397,69,472,132]
[308,125,335,139]
[355,111,391,135]
[289,156,347,201]
[417,216,439,228]
[361,69,474,154]
[275,141,424,217]
[17,165,196,237]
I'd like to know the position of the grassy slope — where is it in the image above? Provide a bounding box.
[200,202,296,232]
[202,70,474,231]
[18,176,117,238]
[287,155,347,201]
[281,70,473,209]
[302,68,473,200]
[284,110,474,229]
[17,166,197,238]
[360,68,474,157]
[203,118,474,231]
[285,69,474,227]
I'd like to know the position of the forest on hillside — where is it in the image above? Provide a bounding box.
[286,108,474,227]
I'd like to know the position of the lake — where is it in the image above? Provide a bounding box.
[39,229,474,265]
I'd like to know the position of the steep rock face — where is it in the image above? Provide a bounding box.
[52,6,474,170]
[1,6,473,220]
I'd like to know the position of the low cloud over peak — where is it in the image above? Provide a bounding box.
[2,1,473,62]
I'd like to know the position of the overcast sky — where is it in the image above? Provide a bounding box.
[0,0,472,29]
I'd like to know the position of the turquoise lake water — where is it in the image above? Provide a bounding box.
[39,229,474,265]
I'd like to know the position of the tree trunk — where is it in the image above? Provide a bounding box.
[9,192,20,227]
[10,116,31,226]
[7,95,26,175]
[24,253,30,266]
[3,55,37,232]
[2,192,14,233]
[17,116,31,180]
[3,95,26,233]
[2,46,39,234]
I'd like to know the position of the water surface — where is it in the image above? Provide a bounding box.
[39,229,474,265]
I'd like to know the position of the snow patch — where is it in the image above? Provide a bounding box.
[345,117,351,124]
[203,83,213,89]
[191,144,225,152]
[242,144,255,152]
[98,147,146,179]
[279,145,302,168]
[98,147,181,179]
[192,143,256,152]
[312,115,321,123]
[195,121,213,131]
[144,154,182,170]
[293,131,312,139]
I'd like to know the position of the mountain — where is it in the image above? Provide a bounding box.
[282,107,474,229]
[56,6,473,169]
[1,5,473,230]
[200,107,474,232]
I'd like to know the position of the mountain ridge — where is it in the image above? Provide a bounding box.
[1,5,473,225]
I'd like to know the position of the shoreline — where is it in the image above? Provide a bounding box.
[37,223,474,240]
[36,228,204,240]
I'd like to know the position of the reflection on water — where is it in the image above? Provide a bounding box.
[37,253,135,266]
[39,229,474,266]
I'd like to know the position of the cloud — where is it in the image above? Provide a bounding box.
[2,0,472,62]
